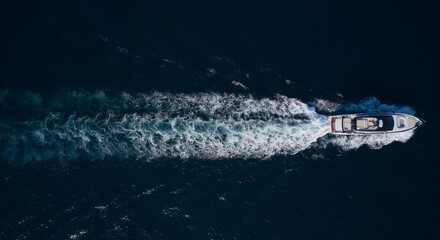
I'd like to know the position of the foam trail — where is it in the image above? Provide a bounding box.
[321,131,414,151]
[0,91,418,163]
[0,91,330,162]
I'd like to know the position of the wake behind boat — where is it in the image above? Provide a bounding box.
[330,113,425,135]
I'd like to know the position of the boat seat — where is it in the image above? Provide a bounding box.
[378,120,383,128]
[356,119,368,129]
[398,118,405,128]
[335,118,343,131]
[343,118,352,131]
[368,119,377,126]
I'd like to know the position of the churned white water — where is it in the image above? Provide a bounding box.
[0,90,416,162]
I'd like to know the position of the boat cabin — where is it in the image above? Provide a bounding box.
[332,115,394,134]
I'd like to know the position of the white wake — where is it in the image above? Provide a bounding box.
[0,90,417,162]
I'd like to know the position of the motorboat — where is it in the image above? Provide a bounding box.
[330,113,425,135]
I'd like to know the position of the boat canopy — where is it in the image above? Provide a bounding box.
[354,116,394,131]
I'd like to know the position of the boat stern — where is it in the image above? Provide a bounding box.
[330,115,354,135]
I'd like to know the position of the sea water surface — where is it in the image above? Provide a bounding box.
[1,0,439,239]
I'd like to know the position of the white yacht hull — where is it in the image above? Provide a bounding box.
[330,113,425,135]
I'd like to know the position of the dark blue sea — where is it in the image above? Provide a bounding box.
[1,0,439,239]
